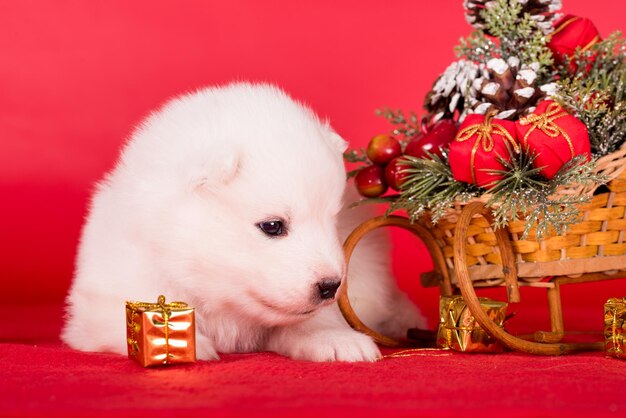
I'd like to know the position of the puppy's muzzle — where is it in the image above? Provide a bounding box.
[316,280,341,301]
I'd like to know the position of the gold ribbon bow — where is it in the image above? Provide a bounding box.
[518,102,575,157]
[455,115,520,184]
[128,295,189,312]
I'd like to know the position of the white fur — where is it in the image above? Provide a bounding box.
[62,82,426,362]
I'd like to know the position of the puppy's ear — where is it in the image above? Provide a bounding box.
[328,130,349,154]
[191,151,242,193]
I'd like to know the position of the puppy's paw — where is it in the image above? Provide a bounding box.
[195,333,220,361]
[268,328,381,362]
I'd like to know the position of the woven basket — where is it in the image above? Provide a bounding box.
[426,141,626,285]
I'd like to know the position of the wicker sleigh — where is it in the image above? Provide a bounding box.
[338,142,626,355]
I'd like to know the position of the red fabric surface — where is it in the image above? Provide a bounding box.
[3,343,625,418]
[3,320,626,418]
[2,1,626,416]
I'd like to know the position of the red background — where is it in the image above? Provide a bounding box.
[1,1,624,335]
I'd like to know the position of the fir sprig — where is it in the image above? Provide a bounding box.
[387,153,478,223]
[477,0,554,81]
[555,35,626,156]
[375,107,422,142]
[479,0,524,41]
[455,30,500,63]
[343,148,368,164]
[484,145,545,229]
[486,149,604,239]
[343,149,369,178]
[558,32,626,81]
[556,77,623,156]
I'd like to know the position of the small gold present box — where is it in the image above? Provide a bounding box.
[125,295,196,367]
[437,295,507,353]
[604,297,626,360]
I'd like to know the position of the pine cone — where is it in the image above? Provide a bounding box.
[464,0,563,35]
[424,60,488,122]
[467,57,552,120]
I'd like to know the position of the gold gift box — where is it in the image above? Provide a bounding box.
[437,295,507,353]
[125,295,196,367]
[604,297,626,360]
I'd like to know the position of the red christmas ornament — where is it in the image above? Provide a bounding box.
[384,157,411,191]
[366,134,402,165]
[354,165,388,197]
[405,119,458,159]
[515,100,591,180]
[547,15,601,67]
[448,114,520,189]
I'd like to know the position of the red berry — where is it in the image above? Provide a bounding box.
[405,119,458,159]
[366,134,402,165]
[384,157,410,191]
[354,165,388,198]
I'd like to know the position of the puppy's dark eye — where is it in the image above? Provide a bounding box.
[258,220,285,237]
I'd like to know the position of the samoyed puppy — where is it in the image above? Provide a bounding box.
[62,82,426,362]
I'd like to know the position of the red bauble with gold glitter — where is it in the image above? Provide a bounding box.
[515,100,591,180]
[448,114,519,189]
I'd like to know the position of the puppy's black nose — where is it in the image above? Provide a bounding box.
[317,280,341,300]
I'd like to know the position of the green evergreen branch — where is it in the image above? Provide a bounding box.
[558,32,625,81]
[343,148,368,164]
[476,0,554,80]
[372,147,602,239]
[388,153,477,223]
[455,30,500,62]
[555,34,626,156]
[344,149,369,179]
[486,147,604,239]
[375,107,421,142]
[480,0,523,40]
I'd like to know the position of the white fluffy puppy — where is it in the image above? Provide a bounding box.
[62,82,426,362]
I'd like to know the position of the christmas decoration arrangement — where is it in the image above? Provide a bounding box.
[345,0,626,239]
[338,0,626,358]
[126,295,196,367]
